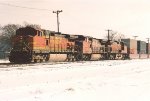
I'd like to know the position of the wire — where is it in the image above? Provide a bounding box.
[0,2,51,11]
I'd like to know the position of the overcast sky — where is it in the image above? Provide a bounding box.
[0,0,150,41]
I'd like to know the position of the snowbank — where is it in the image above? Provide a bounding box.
[0,59,150,101]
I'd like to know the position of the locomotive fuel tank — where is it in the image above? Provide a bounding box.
[90,54,101,60]
[48,54,67,62]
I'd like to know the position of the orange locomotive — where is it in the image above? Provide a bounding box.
[9,27,75,63]
[9,27,129,63]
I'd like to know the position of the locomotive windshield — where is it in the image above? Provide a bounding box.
[16,27,37,36]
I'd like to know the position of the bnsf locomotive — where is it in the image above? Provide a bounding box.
[9,27,129,63]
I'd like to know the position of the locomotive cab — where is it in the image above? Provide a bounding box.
[9,27,45,63]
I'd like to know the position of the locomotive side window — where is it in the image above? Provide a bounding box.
[38,31,41,36]
[37,31,44,36]
[46,40,49,45]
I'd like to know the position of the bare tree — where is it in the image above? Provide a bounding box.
[105,30,125,41]
[23,22,41,29]
[0,25,2,35]
[0,24,21,52]
[115,33,125,42]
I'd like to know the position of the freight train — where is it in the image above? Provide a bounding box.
[9,27,130,63]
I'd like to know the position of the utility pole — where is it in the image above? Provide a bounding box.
[105,29,112,60]
[133,36,138,40]
[106,29,112,41]
[146,38,150,58]
[53,10,63,34]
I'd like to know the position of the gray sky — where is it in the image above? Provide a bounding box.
[0,0,150,41]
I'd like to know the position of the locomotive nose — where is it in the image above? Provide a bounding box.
[14,36,23,42]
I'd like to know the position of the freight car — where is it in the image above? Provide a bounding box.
[121,38,149,59]
[9,27,129,63]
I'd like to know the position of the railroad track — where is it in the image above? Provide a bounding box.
[0,61,77,68]
[0,62,34,68]
[0,59,130,68]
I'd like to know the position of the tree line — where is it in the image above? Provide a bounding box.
[0,23,41,52]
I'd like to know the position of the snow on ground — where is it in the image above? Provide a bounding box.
[0,59,150,101]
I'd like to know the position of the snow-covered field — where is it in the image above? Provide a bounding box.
[0,59,150,101]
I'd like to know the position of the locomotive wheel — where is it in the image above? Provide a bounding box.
[75,53,83,61]
[85,55,91,61]
[45,55,49,62]
[33,58,39,63]
[100,54,105,60]
[40,59,43,62]
[82,55,86,61]
[122,55,125,60]
[110,54,115,60]
[34,59,41,63]
[74,45,82,61]
[67,54,73,62]
[84,55,91,61]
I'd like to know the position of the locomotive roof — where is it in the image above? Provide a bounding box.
[16,27,38,36]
